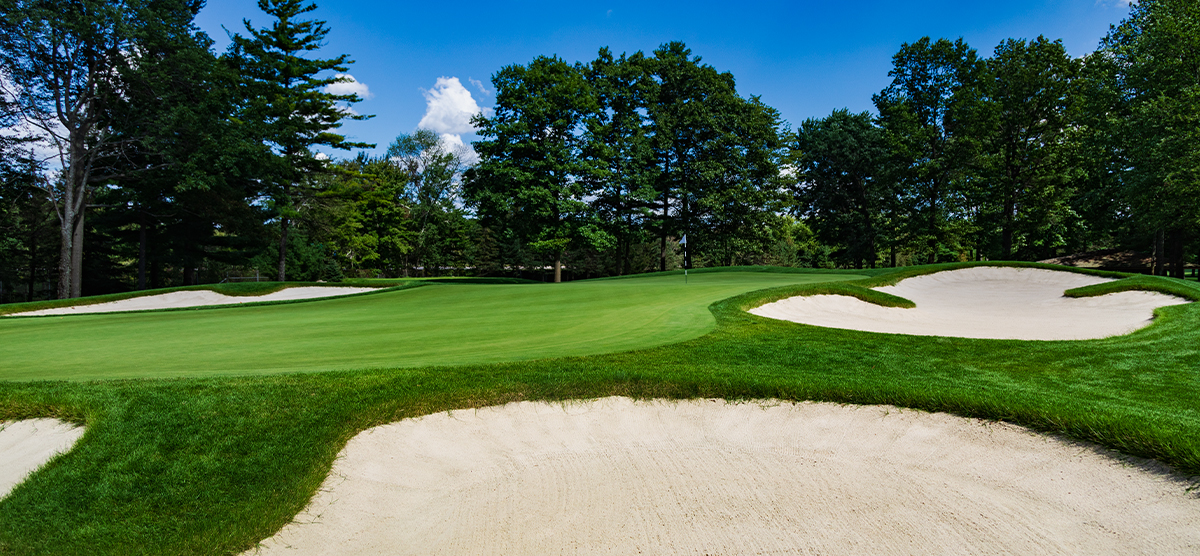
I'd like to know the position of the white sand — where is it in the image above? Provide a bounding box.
[0,419,85,499]
[246,397,1200,556]
[9,286,379,317]
[750,266,1191,340]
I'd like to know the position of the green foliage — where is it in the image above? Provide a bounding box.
[1064,275,1200,302]
[466,43,788,279]
[745,281,916,310]
[793,109,891,268]
[1095,0,1200,276]
[873,37,984,264]
[229,0,373,281]
[386,131,474,276]
[466,55,601,281]
[972,37,1083,260]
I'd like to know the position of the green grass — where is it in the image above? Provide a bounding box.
[0,271,865,381]
[746,281,917,309]
[0,264,1197,555]
[1065,274,1200,301]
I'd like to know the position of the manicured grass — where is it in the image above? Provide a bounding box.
[0,271,864,381]
[748,281,917,308]
[1065,274,1200,301]
[0,264,1196,555]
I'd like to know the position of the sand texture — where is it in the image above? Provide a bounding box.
[0,419,84,499]
[749,267,1191,340]
[10,287,378,317]
[246,397,1200,556]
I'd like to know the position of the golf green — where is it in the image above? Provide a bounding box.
[0,271,864,381]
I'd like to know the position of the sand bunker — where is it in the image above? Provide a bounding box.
[0,419,84,499]
[10,286,378,317]
[247,397,1199,555]
[750,266,1191,340]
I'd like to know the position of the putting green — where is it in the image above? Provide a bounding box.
[0,271,863,381]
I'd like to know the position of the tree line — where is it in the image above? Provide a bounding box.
[1,0,1196,302]
[797,3,1198,276]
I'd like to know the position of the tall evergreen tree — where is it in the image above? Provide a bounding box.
[229,0,371,281]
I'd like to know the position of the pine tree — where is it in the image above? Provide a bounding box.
[230,0,371,281]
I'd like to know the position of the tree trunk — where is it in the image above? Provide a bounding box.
[890,246,897,268]
[1153,229,1165,276]
[25,232,37,303]
[56,205,75,300]
[71,209,84,298]
[660,192,669,272]
[1168,229,1185,279]
[554,256,562,283]
[1001,176,1017,259]
[138,218,148,290]
[277,215,289,282]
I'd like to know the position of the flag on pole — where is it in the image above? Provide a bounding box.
[679,234,687,245]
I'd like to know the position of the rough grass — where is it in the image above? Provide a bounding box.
[0,264,1196,555]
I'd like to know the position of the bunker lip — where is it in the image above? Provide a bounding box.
[0,419,85,500]
[246,397,1200,556]
[7,286,379,317]
[750,266,1191,340]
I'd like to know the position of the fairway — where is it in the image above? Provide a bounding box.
[0,271,862,381]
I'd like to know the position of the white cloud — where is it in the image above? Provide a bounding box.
[438,132,480,166]
[468,77,490,96]
[325,74,372,99]
[418,76,487,135]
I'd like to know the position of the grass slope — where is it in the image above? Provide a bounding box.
[0,264,1196,555]
[0,271,864,381]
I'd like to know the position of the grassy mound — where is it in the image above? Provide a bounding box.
[1065,275,1200,302]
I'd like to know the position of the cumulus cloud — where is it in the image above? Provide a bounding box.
[325,74,372,99]
[418,76,486,135]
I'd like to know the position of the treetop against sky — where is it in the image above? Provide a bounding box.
[193,0,1133,160]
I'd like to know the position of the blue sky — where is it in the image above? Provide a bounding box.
[193,0,1134,159]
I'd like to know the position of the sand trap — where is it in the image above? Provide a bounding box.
[0,419,84,499]
[750,266,1191,340]
[9,286,379,317]
[246,397,1199,555]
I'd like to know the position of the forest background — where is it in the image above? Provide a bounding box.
[0,0,1196,302]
